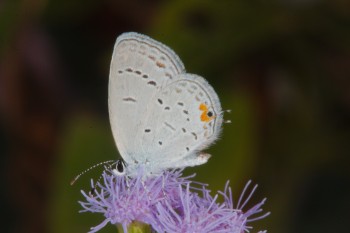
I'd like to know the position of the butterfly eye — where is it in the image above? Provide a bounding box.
[112,159,126,176]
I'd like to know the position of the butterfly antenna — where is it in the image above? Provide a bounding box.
[89,163,115,196]
[70,160,115,185]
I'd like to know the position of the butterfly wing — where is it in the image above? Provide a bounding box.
[140,74,223,173]
[108,32,185,164]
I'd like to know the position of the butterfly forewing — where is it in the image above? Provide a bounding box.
[109,32,185,164]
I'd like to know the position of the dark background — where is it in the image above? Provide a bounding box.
[1,0,349,232]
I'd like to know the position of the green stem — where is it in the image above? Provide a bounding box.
[116,221,153,233]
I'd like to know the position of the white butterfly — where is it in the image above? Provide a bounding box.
[108,32,224,178]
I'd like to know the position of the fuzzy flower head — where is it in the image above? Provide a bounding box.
[79,167,269,233]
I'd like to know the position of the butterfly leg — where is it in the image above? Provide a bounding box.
[161,174,167,198]
[140,179,152,201]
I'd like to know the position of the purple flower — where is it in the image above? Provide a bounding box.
[79,168,269,233]
[154,184,234,233]
[219,180,270,232]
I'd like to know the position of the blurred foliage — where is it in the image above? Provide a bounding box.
[1,0,350,233]
[49,115,116,233]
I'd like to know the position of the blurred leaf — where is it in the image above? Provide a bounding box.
[49,113,117,233]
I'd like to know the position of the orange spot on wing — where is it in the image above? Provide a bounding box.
[201,112,210,122]
[199,103,213,123]
[199,103,208,111]
[156,61,165,68]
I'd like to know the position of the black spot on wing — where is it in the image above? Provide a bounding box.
[148,81,157,86]
[164,122,176,131]
[122,97,136,102]
[165,73,173,79]
[191,132,198,140]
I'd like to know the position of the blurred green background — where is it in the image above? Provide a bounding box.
[1,0,350,232]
